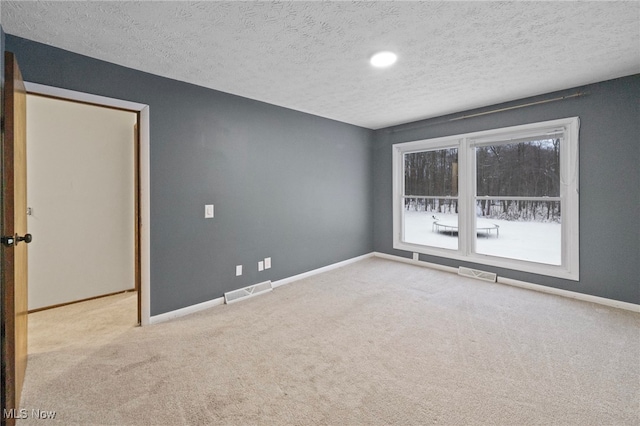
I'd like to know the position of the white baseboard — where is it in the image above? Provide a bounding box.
[373,251,458,273]
[374,252,640,313]
[150,251,638,324]
[149,296,225,324]
[149,253,375,324]
[497,276,640,313]
[272,253,374,288]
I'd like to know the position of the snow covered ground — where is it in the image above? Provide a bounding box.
[404,211,561,265]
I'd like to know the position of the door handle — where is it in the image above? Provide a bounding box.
[16,234,33,244]
[1,233,32,247]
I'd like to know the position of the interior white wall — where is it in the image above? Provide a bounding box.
[26,94,137,310]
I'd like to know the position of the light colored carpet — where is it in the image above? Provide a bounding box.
[28,291,138,355]
[18,258,640,425]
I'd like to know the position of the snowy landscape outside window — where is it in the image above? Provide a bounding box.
[392,117,579,280]
[404,148,459,250]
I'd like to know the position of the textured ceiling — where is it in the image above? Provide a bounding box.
[2,1,639,129]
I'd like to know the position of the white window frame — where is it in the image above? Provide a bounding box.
[392,117,579,281]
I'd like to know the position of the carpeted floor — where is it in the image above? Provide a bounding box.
[18,257,640,425]
[28,290,138,355]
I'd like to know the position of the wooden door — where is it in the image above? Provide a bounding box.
[1,51,29,424]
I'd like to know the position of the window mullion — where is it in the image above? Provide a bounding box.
[458,138,471,256]
[392,146,403,248]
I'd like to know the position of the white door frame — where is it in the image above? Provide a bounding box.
[24,82,151,325]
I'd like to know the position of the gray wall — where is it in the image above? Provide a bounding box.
[373,75,640,304]
[3,33,638,309]
[5,35,374,316]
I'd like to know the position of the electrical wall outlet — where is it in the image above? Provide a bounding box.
[258,261,264,272]
[264,257,271,269]
[205,204,214,218]
[235,265,242,276]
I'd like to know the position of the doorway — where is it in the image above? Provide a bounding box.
[27,94,137,313]
[24,82,151,326]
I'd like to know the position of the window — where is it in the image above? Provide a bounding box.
[404,148,459,250]
[393,117,579,280]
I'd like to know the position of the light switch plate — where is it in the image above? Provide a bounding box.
[205,204,214,218]
[235,265,242,276]
[264,257,271,269]
[258,261,264,272]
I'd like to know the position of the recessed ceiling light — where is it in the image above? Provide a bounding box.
[370,51,397,68]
